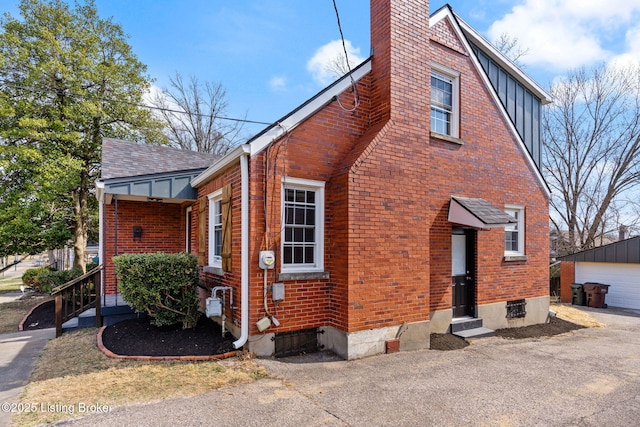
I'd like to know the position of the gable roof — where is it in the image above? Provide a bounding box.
[192,58,373,187]
[101,138,218,180]
[430,6,552,198]
[194,5,552,193]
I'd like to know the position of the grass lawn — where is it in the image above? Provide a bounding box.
[0,275,25,293]
[0,294,51,333]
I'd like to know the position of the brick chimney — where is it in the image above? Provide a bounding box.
[369,0,431,127]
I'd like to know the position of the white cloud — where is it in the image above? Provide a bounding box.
[269,76,287,92]
[487,0,640,71]
[306,39,364,86]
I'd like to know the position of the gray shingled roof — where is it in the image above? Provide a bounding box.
[101,138,219,180]
[452,196,517,226]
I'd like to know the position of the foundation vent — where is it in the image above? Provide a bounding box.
[506,299,527,319]
[273,328,321,358]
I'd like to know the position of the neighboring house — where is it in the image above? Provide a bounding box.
[97,0,552,359]
[559,236,640,310]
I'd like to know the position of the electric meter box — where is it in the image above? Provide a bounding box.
[259,250,275,269]
[206,297,222,317]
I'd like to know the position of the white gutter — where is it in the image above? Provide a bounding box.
[233,149,250,349]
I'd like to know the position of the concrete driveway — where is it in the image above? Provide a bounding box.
[25,306,640,426]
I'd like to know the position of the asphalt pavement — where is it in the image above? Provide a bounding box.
[0,328,55,427]
[37,305,640,427]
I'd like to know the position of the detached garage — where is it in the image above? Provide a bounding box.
[559,236,640,310]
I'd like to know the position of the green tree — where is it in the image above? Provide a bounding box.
[0,0,166,270]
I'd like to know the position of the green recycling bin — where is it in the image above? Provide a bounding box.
[571,283,585,306]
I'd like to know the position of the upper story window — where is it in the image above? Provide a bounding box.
[281,177,325,273]
[208,189,223,268]
[430,64,460,138]
[504,206,525,256]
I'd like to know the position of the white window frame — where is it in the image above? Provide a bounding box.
[504,205,525,256]
[208,189,223,268]
[185,206,192,253]
[430,63,460,138]
[281,177,325,273]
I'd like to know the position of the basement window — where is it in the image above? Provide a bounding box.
[506,299,527,319]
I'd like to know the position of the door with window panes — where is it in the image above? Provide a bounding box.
[452,228,475,317]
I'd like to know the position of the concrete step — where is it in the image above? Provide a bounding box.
[452,327,496,339]
[450,317,483,333]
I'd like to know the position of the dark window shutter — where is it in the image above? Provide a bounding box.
[198,198,207,266]
[221,184,232,271]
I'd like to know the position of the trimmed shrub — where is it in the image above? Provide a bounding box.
[113,252,200,329]
[37,268,84,293]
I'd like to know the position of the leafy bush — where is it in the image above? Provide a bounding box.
[37,268,84,293]
[22,267,51,289]
[113,252,200,329]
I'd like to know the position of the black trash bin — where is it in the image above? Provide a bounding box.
[583,283,610,308]
[571,283,585,306]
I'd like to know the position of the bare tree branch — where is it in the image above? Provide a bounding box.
[544,62,640,254]
[150,73,244,154]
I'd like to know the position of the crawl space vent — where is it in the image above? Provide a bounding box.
[506,299,527,319]
[274,328,320,358]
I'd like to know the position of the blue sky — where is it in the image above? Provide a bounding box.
[4,0,640,137]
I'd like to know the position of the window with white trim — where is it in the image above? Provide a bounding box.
[208,189,223,267]
[430,64,460,138]
[281,177,324,272]
[504,206,525,256]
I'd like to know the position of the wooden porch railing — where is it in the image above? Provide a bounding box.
[51,265,103,337]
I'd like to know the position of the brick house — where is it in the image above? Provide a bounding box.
[97,0,551,359]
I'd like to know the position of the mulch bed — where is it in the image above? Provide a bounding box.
[495,316,585,339]
[22,299,55,330]
[430,333,469,350]
[100,315,236,357]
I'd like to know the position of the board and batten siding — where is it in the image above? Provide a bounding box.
[575,262,640,310]
[471,44,542,169]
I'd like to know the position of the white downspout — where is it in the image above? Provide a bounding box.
[233,147,250,349]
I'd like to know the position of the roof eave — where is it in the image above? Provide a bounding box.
[191,144,251,188]
[247,58,372,157]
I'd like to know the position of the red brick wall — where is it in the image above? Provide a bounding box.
[189,0,549,339]
[560,261,575,303]
[196,164,243,327]
[427,18,550,310]
[103,200,186,294]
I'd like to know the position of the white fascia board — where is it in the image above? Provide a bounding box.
[431,9,551,198]
[191,144,251,188]
[248,59,372,157]
[95,180,105,203]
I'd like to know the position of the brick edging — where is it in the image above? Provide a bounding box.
[96,326,237,361]
[18,298,53,331]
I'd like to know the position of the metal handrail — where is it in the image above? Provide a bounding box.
[52,265,103,337]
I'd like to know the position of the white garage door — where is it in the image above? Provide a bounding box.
[576,262,640,310]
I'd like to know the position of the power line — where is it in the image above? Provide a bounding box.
[332,0,360,112]
[0,81,273,126]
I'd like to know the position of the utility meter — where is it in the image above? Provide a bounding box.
[259,250,275,269]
